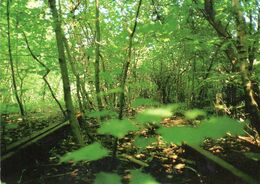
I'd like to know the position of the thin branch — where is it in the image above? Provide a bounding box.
[22,31,67,119]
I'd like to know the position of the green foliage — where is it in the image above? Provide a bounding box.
[99,88,123,97]
[129,170,159,184]
[2,0,257,181]
[94,172,121,184]
[184,109,207,120]
[88,109,117,118]
[60,142,110,163]
[5,123,19,129]
[199,116,245,139]
[0,103,19,114]
[158,116,245,145]
[134,137,157,148]
[136,104,179,124]
[0,120,19,129]
[131,98,159,108]
[158,126,203,145]
[97,119,138,138]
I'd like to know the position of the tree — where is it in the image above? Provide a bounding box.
[193,0,260,133]
[6,0,25,117]
[118,0,143,119]
[48,0,84,145]
[94,0,103,113]
[231,0,260,133]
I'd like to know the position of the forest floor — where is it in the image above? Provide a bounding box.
[1,113,260,184]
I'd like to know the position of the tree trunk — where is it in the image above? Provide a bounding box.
[118,0,142,119]
[232,0,260,134]
[63,36,85,114]
[94,0,103,113]
[48,0,84,145]
[196,0,260,133]
[6,0,25,117]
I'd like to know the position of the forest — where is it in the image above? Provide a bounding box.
[0,0,260,183]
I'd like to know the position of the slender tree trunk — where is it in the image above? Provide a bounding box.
[112,0,143,158]
[48,0,84,145]
[191,58,196,107]
[118,0,142,120]
[63,36,85,114]
[94,0,103,113]
[232,0,260,134]
[6,0,25,117]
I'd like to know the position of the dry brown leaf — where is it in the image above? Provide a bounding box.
[174,163,185,170]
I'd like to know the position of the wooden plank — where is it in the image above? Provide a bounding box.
[4,121,68,153]
[1,121,69,161]
[187,144,258,184]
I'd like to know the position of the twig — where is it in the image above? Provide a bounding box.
[120,153,149,167]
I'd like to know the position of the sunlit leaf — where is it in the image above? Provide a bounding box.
[199,116,245,139]
[97,119,138,138]
[60,142,109,163]
[94,172,121,184]
[158,116,245,145]
[136,104,178,124]
[158,126,203,145]
[129,170,159,184]
[184,109,206,120]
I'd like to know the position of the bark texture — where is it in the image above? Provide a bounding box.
[48,0,84,145]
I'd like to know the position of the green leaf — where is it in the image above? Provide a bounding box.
[184,109,207,120]
[97,119,138,138]
[134,137,157,148]
[94,172,122,184]
[129,170,159,184]
[199,116,245,139]
[136,104,178,124]
[158,126,203,145]
[158,116,245,145]
[60,142,110,163]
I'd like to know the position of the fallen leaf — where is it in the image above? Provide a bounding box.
[174,163,185,170]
